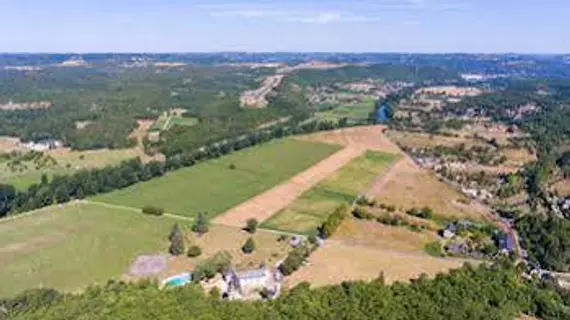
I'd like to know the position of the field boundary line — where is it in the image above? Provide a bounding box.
[364,157,407,198]
[257,227,305,238]
[212,146,366,227]
[81,200,195,222]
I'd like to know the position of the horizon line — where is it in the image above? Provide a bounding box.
[0,51,569,56]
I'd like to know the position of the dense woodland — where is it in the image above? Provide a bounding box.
[0,64,455,152]
[516,215,570,271]
[2,263,569,320]
[0,66,268,149]
[288,64,458,86]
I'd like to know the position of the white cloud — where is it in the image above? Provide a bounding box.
[284,12,379,24]
[203,0,462,24]
[210,9,283,18]
[286,12,342,24]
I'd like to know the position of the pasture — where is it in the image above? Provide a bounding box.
[333,218,440,252]
[314,99,375,123]
[372,158,487,220]
[262,151,399,234]
[385,130,475,149]
[0,202,175,297]
[284,241,471,288]
[93,139,341,218]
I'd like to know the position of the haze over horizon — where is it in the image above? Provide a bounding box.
[1,0,569,53]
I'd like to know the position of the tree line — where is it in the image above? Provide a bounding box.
[2,262,569,320]
[0,117,358,219]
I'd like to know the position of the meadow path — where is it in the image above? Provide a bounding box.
[212,146,366,227]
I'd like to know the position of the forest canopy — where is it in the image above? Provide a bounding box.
[2,263,569,320]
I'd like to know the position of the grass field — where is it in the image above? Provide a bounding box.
[284,241,471,288]
[1,148,139,190]
[151,113,198,131]
[0,202,176,297]
[333,218,440,252]
[262,151,399,234]
[314,99,374,123]
[168,116,199,128]
[385,130,476,149]
[372,159,486,220]
[94,139,341,219]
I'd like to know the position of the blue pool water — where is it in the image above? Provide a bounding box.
[163,273,191,288]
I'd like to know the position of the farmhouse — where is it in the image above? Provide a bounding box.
[224,265,280,299]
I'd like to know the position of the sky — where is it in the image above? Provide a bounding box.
[1,0,569,53]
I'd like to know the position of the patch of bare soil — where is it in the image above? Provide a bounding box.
[552,179,570,197]
[385,130,475,149]
[128,120,164,163]
[416,86,483,97]
[0,136,23,152]
[240,75,285,108]
[169,108,187,116]
[296,125,401,154]
[75,121,92,130]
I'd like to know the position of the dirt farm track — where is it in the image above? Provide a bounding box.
[212,126,401,227]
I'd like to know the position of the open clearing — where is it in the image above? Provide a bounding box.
[297,125,401,153]
[261,151,399,234]
[284,241,471,288]
[151,109,198,131]
[1,148,139,190]
[332,218,439,252]
[0,202,175,297]
[314,99,375,123]
[385,130,478,149]
[0,136,23,152]
[371,157,486,220]
[94,139,340,219]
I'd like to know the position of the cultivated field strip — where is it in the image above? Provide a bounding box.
[212,146,366,227]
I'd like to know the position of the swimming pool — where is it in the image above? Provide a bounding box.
[162,273,192,288]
